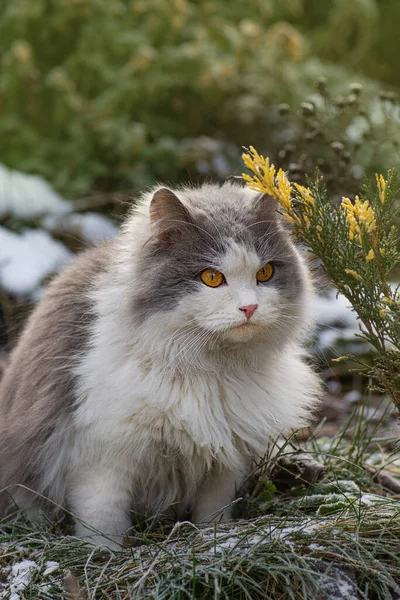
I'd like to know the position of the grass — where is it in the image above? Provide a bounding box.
[1,403,400,600]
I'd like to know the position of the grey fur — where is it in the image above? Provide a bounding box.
[0,244,111,515]
[133,185,303,322]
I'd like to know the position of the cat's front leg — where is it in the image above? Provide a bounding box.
[192,466,246,523]
[67,467,132,549]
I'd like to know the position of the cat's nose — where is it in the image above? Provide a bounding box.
[239,304,258,321]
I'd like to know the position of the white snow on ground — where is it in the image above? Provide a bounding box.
[43,561,59,576]
[8,560,37,600]
[45,212,119,244]
[311,290,365,354]
[312,290,359,331]
[0,558,61,599]
[0,166,120,298]
[0,227,72,296]
[0,165,71,218]
[316,570,359,600]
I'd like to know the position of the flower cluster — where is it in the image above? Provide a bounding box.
[340,196,376,242]
[242,147,296,221]
[242,147,320,235]
[376,174,387,204]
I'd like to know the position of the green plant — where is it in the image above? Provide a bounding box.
[273,80,400,198]
[242,147,400,413]
[0,0,395,199]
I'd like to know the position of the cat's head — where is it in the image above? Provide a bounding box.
[130,183,312,351]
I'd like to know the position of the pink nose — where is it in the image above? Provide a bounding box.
[239,304,258,321]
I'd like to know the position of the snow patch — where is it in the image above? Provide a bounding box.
[46,212,118,244]
[316,569,358,600]
[312,290,367,355]
[43,561,59,576]
[8,560,37,600]
[212,537,239,553]
[0,227,72,296]
[312,290,359,330]
[0,164,71,219]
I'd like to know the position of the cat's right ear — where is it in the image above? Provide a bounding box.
[256,193,285,224]
[149,188,193,243]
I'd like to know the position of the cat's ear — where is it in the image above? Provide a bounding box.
[149,188,193,243]
[255,193,279,220]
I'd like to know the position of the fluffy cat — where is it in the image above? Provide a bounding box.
[0,182,320,548]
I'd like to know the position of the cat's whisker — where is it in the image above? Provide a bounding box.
[158,329,211,378]
[233,219,277,237]
[138,320,202,361]
[166,219,224,248]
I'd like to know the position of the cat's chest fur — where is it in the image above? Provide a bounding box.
[72,324,308,474]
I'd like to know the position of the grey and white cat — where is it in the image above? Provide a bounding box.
[0,183,320,547]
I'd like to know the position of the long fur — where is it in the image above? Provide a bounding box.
[0,182,320,547]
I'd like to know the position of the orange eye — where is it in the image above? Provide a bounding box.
[200,269,225,288]
[256,263,274,283]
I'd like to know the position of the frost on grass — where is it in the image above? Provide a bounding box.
[316,568,359,600]
[1,431,400,598]
[1,492,400,599]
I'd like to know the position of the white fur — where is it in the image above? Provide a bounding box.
[40,188,320,548]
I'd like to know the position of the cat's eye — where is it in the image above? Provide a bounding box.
[256,262,274,283]
[200,269,225,288]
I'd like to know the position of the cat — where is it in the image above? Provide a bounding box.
[0,182,320,548]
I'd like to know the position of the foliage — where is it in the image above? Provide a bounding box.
[0,0,395,199]
[297,0,400,89]
[243,147,400,412]
[272,80,400,198]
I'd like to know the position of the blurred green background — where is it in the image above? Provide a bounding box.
[1,0,399,200]
[0,0,400,473]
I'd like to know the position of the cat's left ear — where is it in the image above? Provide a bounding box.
[149,188,193,243]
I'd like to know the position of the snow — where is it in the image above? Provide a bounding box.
[0,166,117,298]
[312,290,358,330]
[0,164,71,219]
[0,227,72,296]
[45,212,119,244]
[311,289,369,355]
[343,390,361,403]
[43,561,59,576]
[212,537,239,553]
[204,520,322,556]
[308,543,325,551]
[8,560,37,600]
[316,570,359,600]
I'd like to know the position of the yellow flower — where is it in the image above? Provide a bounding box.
[366,249,375,261]
[242,147,296,222]
[376,173,387,204]
[345,269,362,280]
[341,196,376,242]
[294,184,315,206]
